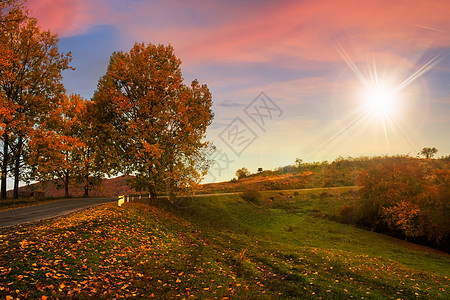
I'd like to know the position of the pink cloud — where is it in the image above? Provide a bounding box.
[27,0,115,36]
[176,0,450,65]
[28,0,84,35]
[28,0,450,66]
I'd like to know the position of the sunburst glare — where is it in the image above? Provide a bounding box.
[311,44,443,157]
[363,84,398,118]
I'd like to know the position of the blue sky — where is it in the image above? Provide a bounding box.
[28,0,450,183]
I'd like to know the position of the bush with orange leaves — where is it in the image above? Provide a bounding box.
[354,156,449,247]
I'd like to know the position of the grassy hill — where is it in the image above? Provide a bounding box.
[1,187,448,299]
[199,172,317,194]
[200,155,450,194]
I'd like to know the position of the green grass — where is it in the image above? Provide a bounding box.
[0,187,449,299]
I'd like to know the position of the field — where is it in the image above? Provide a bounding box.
[1,187,449,299]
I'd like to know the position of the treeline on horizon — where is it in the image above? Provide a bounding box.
[227,154,450,251]
[272,153,449,186]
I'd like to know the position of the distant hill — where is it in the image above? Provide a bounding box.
[11,172,317,199]
[9,176,137,198]
[198,172,316,194]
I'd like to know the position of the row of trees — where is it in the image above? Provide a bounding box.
[1,1,214,200]
[1,1,72,198]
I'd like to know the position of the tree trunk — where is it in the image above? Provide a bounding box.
[149,188,157,205]
[1,133,9,200]
[84,174,89,197]
[13,136,23,199]
[84,148,90,198]
[64,171,69,198]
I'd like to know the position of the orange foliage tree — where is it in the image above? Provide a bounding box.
[27,94,109,197]
[78,100,118,197]
[27,95,86,197]
[0,1,72,199]
[91,43,214,201]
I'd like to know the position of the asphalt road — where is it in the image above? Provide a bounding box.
[0,187,358,228]
[0,193,234,228]
[0,197,117,228]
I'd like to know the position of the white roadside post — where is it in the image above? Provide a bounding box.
[118,195,125,206]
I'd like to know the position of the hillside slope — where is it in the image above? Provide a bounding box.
[1,187,448,299]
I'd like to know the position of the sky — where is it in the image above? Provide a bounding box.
[27,0,450,183]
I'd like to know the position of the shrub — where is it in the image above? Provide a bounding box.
[338,203,356,224]
[356,157,450,245]
[319,191,329,198]
[235,167,250,180]
[240,189,262,204]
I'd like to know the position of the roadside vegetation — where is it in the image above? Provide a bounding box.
[1,189,449,299]
[202,155,450,252]
[202,154,450,194]
[6,154,449,252]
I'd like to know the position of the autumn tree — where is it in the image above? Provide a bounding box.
[294,158,303,171]
[79,101,113,197]
[420,147,438,159]
[91,43,214,201]
[28,95,110,198]
[27,94,87,197]
[0,1,72,199]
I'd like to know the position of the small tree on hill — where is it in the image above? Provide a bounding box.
[420,147,438,159]
[235,167,250,180]
[294,158,303,172]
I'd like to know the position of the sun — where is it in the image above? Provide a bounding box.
[363,85,398,117]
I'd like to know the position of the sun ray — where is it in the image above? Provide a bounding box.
[311,111,370,156]
[370,60,379,88]
[388,117,420,151]
[335,43,371,89]
[394,53,444,93]
[381,116,391,154]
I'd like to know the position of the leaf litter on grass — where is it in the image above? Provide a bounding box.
[0,199,448,299]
